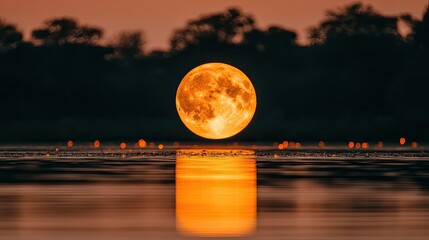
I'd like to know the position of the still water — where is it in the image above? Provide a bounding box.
[0,145,429,239]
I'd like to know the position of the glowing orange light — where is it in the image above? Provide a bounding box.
[93,140,101,148]
[362,142,368,149]
[120,142,127,149]
[318,141,325,148]
[158,144,164,150]
[176,150,256,237]
[149,142,156,148]
[295,142,301,148]
[67,140,73,148]
[278,143,284,150]
[282,141,289,148]
[348,141,354,148]
[355,143,361,149]
[138,139,147,148]
[412,142,418,148]
[400,137,406,145]
[55,147,59,152]
[176,63,257,139]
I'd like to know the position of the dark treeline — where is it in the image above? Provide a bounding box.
[1,3,429,142]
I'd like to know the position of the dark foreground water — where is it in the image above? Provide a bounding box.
[0,144,429,240]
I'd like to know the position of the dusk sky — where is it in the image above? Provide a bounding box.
[0,0,427,50]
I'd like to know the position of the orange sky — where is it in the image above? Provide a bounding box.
[0,0,427,50]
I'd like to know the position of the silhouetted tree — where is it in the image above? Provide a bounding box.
[307,3,398,45]
[245,26,297,51]
[170,8,255,51]
[0,18,23,50]
[2,4,429,142]
[109,31,145,59]
[31,17,103,45]
[401,6,429,49]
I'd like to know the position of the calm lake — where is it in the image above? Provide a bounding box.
[0,144,428,239]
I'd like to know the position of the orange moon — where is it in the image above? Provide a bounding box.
[176,63,257,139]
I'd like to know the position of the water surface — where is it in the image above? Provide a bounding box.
[0,144,428,239]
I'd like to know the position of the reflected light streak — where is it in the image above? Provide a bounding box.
[176,149,256,237]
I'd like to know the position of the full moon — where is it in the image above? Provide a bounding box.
[176,62,257,139]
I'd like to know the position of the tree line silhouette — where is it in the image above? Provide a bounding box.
[1,2,428,142]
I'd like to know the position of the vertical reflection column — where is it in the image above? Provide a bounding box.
[176,149,257,237]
